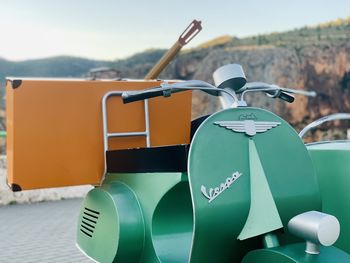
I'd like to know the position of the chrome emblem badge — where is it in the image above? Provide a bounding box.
[214,120,281,136]
[201,171,242,203]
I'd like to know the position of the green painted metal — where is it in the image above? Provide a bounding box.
[262,233,280,248]
[76,182,144,263]
[238,139,283,240]
[188,107,321,262]
[242,243,350,263]
[78,172,192,263]
[307,141,350,254]
[0,131,6,137]
[76,106,328,262]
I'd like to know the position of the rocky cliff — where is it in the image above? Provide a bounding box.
[165,43,350,128]
[119,28,350,141]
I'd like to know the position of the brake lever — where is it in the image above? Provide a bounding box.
[281,88,316,97]
[240,83,315,104]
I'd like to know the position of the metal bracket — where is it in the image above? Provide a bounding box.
[102,91,151,175]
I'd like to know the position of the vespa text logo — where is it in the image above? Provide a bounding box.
[201,171,242,203]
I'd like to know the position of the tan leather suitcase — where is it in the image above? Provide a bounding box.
[6,78,191,190]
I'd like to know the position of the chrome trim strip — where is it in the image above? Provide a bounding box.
[299,113,350,138]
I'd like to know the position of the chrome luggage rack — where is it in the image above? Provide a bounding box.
[102,91,151,175]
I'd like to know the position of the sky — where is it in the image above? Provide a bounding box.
[1,0,350,61]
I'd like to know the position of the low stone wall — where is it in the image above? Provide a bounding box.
[0,156,92,206]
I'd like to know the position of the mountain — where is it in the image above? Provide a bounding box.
[0,49,167,80]
[1,17,350,144]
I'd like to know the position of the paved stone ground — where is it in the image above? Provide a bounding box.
[0,199,93,263]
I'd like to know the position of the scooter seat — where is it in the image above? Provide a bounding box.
[106,144,189,173]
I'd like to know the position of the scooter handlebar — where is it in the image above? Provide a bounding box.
[122,80,235,104]
[121,80,310,105]
[241,82,315,104]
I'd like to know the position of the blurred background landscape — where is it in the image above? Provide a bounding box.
[1,16,350,153]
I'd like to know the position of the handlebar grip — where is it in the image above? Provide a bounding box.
[122,88,164,103]
[278,91,295,103]
[265,90,295,103]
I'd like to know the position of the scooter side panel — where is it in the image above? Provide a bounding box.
[308,141,350,253]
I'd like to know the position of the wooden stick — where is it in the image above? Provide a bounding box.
[145,20,202,80]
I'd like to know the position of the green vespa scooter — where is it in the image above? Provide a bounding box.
[76,64,350,262]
